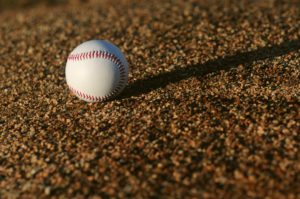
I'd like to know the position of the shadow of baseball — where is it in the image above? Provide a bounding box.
[119,39,300,99]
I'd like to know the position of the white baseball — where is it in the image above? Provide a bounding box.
[65,40,129,102]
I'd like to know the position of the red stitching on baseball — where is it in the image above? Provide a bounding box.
[67,50,127,102]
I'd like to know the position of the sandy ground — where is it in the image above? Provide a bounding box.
[0,0,299,198]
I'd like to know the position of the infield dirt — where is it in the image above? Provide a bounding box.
[0,0,299,198]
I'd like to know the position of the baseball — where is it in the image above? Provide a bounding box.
[65,40,129,102]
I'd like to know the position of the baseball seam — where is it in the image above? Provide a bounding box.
[67,50,127,102]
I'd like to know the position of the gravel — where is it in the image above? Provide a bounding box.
[0,0,299,198]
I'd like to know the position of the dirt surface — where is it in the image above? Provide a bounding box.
[0,0,300,198]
